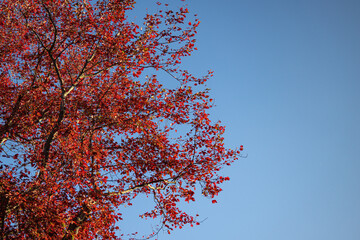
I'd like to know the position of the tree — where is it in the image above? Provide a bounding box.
[0,0,243,239]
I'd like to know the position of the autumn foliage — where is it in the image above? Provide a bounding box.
[0,0,242,239]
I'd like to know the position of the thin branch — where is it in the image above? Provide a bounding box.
[0,93,24,138]
[40,1,58,52]
[107,178,176,197]
[64,49,97,98]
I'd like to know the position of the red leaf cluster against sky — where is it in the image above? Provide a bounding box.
[0,0,241,239]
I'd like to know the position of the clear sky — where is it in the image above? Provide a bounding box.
[119,0,360,239]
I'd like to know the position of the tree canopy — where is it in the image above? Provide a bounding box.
[0,0,243,239]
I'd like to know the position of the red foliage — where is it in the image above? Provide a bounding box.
[0,0,242,239]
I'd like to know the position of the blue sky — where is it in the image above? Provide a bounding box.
[119,0,360,239]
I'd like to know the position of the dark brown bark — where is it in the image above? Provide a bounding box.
[62,204,90,240]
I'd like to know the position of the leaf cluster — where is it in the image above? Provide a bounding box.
[0,0,243,239]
